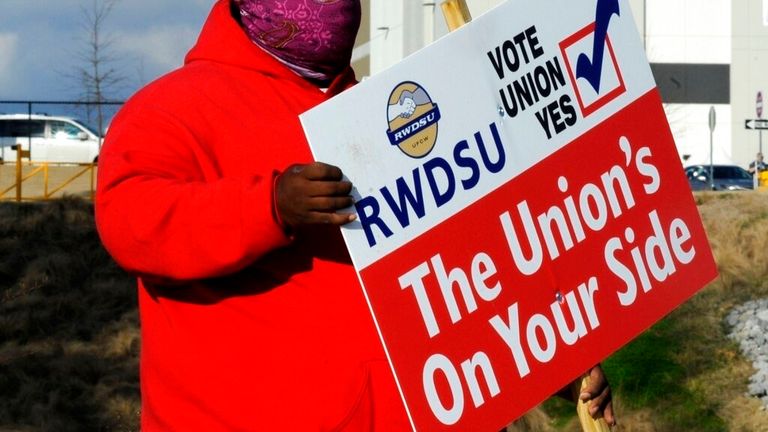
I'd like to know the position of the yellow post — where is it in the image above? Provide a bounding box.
[13,144,31,202]
[90,163,96,201]
[759,170,768,191]
[440,0,472,31]
[43,163,49,199]
[15,144,21,202]
[440,3,611,431]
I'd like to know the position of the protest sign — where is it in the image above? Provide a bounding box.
[301,0,718,430]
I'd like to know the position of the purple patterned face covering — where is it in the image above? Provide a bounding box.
[235,0,361,83]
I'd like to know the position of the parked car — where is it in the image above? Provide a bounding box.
[684,164,754,191]
[0,114,101,164]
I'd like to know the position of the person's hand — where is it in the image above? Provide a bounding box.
[577,364,616,427]
[275,162,357,228]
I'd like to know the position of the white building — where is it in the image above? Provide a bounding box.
[351,0,768,169]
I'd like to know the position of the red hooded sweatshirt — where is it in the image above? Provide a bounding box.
[95,1,409,430]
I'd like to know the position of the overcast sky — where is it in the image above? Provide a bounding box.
[0,0,217,102]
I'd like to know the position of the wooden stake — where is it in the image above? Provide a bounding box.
[440,0,472,31]
[573,375,613,432]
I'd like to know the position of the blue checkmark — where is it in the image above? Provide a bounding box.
[576,0,621,93]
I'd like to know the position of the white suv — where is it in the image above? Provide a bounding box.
[0,114,101,164]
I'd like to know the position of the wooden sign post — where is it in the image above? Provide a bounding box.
[441,0,472,31]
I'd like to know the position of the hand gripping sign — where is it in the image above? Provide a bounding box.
[301,0,717,430]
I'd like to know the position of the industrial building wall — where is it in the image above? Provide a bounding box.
[643,0,732,165]
[351,0,371,79]
[731,0,768,167]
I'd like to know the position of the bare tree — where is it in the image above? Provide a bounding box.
[74,0,124,147]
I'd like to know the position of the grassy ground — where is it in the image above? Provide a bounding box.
[1,193,767,431]
[0,197,139,431]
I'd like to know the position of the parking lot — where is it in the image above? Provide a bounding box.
[0,163,96,201]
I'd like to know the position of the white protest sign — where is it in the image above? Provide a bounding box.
[302,1,717,430]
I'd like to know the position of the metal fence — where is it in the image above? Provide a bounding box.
[0,100,123,201]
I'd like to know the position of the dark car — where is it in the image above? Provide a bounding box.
[684,164,754,191]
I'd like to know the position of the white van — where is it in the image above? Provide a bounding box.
[0,114,101,164]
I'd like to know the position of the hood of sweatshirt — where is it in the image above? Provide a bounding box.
[185,0,356,94]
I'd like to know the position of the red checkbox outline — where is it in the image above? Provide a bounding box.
[559,22,626,117]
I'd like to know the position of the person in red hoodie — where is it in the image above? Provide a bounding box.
[96,0,615,430]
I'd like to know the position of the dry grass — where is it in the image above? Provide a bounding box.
[688,192,768,431]
[0,197,138,432]
[507,406,556,431]
[1,192,768,431]
[697,192,768,296]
